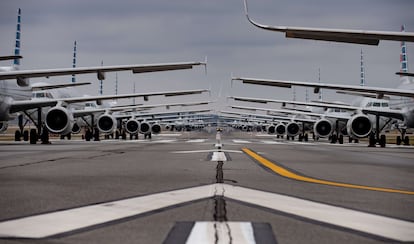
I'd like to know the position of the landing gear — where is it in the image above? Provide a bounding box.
[29,129,37,144]
[338,135,344,144]
[330,134,337,144]
[85,129,93,141]
[15,130,21,141]
[379,135,386,148]
[404,136,410,146]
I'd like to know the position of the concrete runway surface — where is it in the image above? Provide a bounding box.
[0,129,413,244]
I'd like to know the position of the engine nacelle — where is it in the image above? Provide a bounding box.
[0,121,8,133]
[139,121,151,134]
[275,123,286,135]
[97,114,117,134]
[151,123,162,134]
[17,77,30,87]
[45,106,74,135]
[267,125,276,134]
[71,122,81,134]
[286,122,300,137]
[346,114,372,138]
[313,119,333,138]
[125,119,140,134]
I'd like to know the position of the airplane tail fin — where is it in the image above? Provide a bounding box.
[399,25,411,84]
[13,8,21,67]
[72,41,77,83]
[360,49,365,86]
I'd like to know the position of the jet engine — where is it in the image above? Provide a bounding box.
[45,106,74,135]
[97,114,117,134]
[267,125,276,134]
[0,121,8,133]
[286,122,300,137]
[346,114,372,138]
[313,119,333,138]
[125,119,140,134]
[151,123,162,134]
[71,122,81,134]
[139,121,151,134]
[275,123,286,135]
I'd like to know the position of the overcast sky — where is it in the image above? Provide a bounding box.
[1,0,413,113]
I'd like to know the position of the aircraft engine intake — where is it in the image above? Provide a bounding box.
[97,114,117,134]
[0,121,8,133]
[346,114,372,138]
[314,119,333,138]
[286,122,300,137]
[151,123,162,134]
[125,119,139,134]
[71,123,81,134]
[267,125,276,134]
[275,123,286,135]
[139,121,151,134]
[45,106,74,135]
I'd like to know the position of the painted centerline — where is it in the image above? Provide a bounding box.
[242,147,414,195]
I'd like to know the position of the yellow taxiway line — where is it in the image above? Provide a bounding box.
[242,148,414,195]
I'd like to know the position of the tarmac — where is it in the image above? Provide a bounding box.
[0,128,413,243]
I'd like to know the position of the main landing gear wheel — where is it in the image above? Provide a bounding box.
[29,129,37,144]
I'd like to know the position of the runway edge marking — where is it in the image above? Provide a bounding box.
[242,148,414,195]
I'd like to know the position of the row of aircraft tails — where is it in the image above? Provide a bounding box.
[222,0,414,147]
[2,3,414,147]
[0,9,212,144]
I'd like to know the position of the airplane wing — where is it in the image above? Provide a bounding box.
[243,0,414,45]
[31,82,92,91]
[10,89,209,114]
[57,89,209,104]
[230,105,352,121]
[229,96,359,110]
[230,96,406,121]
[232,77,414,98]
[115,109,212,120]
[0,55,23,61]
[396,72,414,77]
[221,110,316,123]
[0,61,206,83]
[72,101,212,118]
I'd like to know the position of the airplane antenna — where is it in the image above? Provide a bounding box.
[360,49,365,86]
[13,8,21,67]
[72,41,77,83]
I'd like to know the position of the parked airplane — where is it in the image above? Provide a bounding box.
[0,8,207,143]
[233,81,413,146]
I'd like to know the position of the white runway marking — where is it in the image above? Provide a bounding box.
[186,139,206,143]
[211,152,227,161]
[150,139,177,143]
[260,140,283,144]
[0,184,413,241]
[232,140,251,144]
[186,222,255,244]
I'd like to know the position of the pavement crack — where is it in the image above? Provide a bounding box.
[213,161,232,243]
